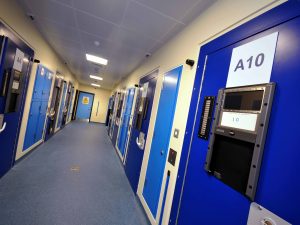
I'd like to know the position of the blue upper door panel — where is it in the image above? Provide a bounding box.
[41,70,53,101]
[32,65,45,100]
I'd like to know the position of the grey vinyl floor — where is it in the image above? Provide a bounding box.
[0,121,149,225]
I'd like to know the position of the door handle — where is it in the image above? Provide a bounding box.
[136,137,144,150]
[0,122,7,133]
[160,150,164,155]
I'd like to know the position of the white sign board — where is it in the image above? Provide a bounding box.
[226,32,278,88]
[221,112,257,131]
[13,48,24,72]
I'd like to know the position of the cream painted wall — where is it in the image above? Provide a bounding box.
[112,0,287,225]
[78,85,111,123]
[0,0,79,160]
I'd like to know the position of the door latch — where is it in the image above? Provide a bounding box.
[0,114,7,133]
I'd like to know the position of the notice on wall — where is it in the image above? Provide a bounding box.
[82,97,90,105]
[13,48,24,72]
[226,32,278,88]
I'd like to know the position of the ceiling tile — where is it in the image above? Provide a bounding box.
[180,0,216,24]
[159,23,185,44]
[122,1,177,40]
[54,0,73,7]
[44,33,82,50]
[73,0,129,25]
[79,32,114,59]
[35,17,81,42]
[26,0,76,27]
[111,27,159,51]
[76,10,119,40]
[134,0,201,22]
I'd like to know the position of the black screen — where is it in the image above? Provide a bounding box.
[210,134,254,194]
[224,90,263,111]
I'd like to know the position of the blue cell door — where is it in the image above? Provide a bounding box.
[143,66,182,217]
[0,25,34,178]
[57,81,67,128]
[124,69,158,192]
[76,92,94,120]
[23,65,53,150]
[117,88,135,158]
[171,5,300,225]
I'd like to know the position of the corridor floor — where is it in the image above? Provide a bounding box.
[0,122,149,225]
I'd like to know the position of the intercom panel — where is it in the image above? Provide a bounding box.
[205,83,275,200]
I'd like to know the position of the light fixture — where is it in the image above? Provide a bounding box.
[90,75,103,81]
[91,83,101,87]
[86,54,108,65]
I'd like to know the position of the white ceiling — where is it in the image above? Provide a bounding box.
[17,0,215,90]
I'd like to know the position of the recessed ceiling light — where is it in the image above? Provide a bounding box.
[86,54,108,65]
[91,83,101,87]
[90,75,103,81]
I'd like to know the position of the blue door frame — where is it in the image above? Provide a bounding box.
[124,70,158,192]
[76,91,94,120]
[143,66,182,217]
[117,88,135,158]
[170,1,300,225]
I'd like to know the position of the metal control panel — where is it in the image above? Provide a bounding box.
[247,203,291,225]
[205,83,275,200]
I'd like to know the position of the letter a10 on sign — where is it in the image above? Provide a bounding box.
[226,32,278,88]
